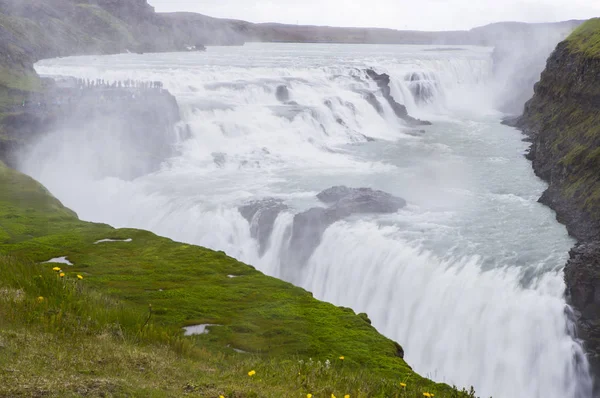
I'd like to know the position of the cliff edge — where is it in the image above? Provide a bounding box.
[515,18,600,378]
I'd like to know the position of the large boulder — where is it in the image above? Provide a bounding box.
[362,91,384,115]
[365,69,431,126]
[316,186,406,213]
[330,187,407,215]
[289,186,407,265]
[239,199,288,255]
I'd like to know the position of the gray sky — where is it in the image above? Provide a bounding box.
[148,0,599,31]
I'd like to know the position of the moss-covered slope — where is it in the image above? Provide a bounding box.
[0,161,473,396]
[516,17,600,377]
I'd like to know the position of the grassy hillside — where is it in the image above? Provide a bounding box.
[566,18,600,58]
[0,162,475,397]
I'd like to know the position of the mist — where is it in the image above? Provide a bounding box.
[3,1,597,397]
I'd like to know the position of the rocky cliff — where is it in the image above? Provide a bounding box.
[0,0,194,168]
[515,18,600,379]
[0,78,181,180]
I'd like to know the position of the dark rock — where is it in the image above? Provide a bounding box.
[317,186,355,203]
[289,207,337,265]
[276,85,290,102]
[289,186,406,265]
[515,34,600,384]
[317,186,407,212]
[404,129,426,137]
[365,69,431,126]
[565,242,600,375]
[239,199,288,255]
[363,92,384,115]
[212,152,227,167]
[363,135,376,142]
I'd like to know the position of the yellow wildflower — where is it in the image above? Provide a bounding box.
[400,383,407,388]
[345,395,350,398]
[423,393,431,398]
[307,395,312,398]
[77,274,84,280]
[248,370,256,377]
[37,296,44,303]
[220,396,225,398]
[331,394,336,398]
[52,267,61,272]
[59,272,65,277]
[339,356,344,360]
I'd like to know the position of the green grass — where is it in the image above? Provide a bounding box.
[0,162,475,396]
[566,18,600,58]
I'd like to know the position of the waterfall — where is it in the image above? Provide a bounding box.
[23,43,593,398]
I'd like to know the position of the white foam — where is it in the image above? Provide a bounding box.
[94,238,133,244]
[183,324,220,336]
[43,257,73,265]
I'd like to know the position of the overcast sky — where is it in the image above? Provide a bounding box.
[148,0,599,31]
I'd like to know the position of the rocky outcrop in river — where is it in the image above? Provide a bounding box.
[512,18,600,382]
[365,69,431,126]
[238,187,406,267]
[290,186,407,265]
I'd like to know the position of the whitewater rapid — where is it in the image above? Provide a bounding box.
[27,43,592,398]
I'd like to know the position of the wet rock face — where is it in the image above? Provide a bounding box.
[365,69,432,126]
[289,207,337,265]
[276,85,290,102]
[514,35,600,384]
[239,199,288,255]
[565,242,600,374]
[362,92,384,115]
[289,186,407,265]
[317,186,407,213]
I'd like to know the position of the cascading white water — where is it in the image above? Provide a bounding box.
[24,43,593,398]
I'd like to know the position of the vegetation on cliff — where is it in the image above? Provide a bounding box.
[518,18,600,239]
[0,161,476,397]
[516,17,600,375]
[566,18,600,58]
